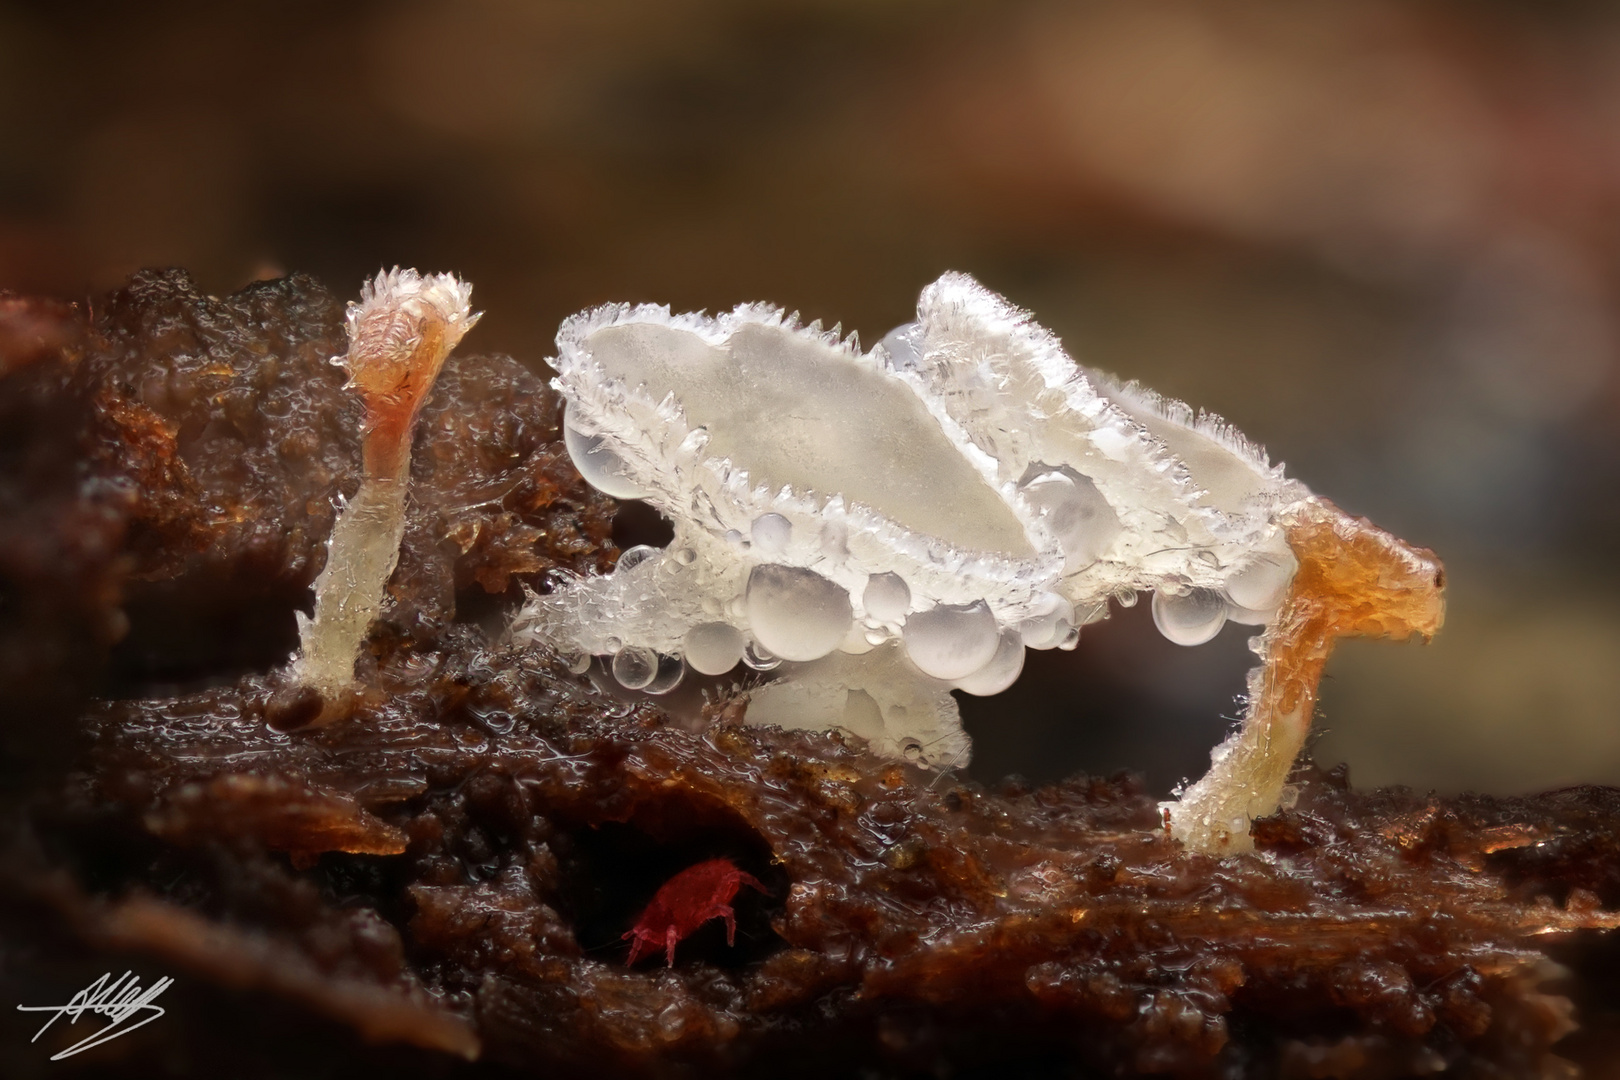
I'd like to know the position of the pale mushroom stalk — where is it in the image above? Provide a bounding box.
[291,268,479,709]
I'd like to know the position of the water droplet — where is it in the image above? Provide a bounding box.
[672,547,697,566]
[1224,552,1297,611]
[864,628,889,646]
[561,648,591,675]
[701,595,722,616]
[954,629,1026,696]
[878,322,922,369]
[1151,588,1228,646]
[751,513,792,555]
[745,564,853,662]
[563,407,651,500]
[1113,589,1138,608]
[742,639,781,671]
[645,654,686,695]
[838,622,877,655]
[862,572,911,621]
[684,622,745,675]
[1018,592,1074,649]
[616,545,661,573]
[603,636,623,654]
[612,646,658,689]
[903,600,999,680]
[1057,625,1080,650]
[1018,465,1121,571]
[901,738,925,762]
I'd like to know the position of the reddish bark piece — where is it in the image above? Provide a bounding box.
[622,857,768,967]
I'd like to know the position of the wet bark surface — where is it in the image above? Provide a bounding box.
[2,272,1619,1079]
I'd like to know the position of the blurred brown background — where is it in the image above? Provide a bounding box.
[2,0,1617,797]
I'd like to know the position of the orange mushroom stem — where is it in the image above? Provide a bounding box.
[1165,497,1446,852]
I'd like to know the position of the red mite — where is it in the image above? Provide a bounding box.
[623,857,768,967]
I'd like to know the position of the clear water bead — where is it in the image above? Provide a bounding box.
[745,564,853,662]
[1151,587,1229,646]
[645,653,686,694]
[954,629,1026,696]
[1018,466,1121,571]
[1018,592,1075,649]
[684,622,745,675]
[611,646,659,689]
[862,572,911,621]
[877,322,922,369]
[838,622,877,655]
[742,639,781,671]
[903,599,1000,680]
[751,513,792,555]
[1224,552,1297,612]
[616,545,661,573]
[563,408,651,500]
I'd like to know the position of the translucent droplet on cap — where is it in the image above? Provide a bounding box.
[560,648,592,675]
[862,572,911,622]
[877,322,922,370]
[644,653,686,694]
[1018,465,1121,572]
[1224,552,1297,612]
[745,564,853,662]
[954,629,1026,696]
[612,645,658,689]
[684,622,745,675]
[563,408,651,500]
[902,599,999,680]
[1151,588,1228,646]
[742,639,781,671]
[838,622,876,655]
[1018,593,1075,650]
[616,545,661,574]
[751,513,792,555]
